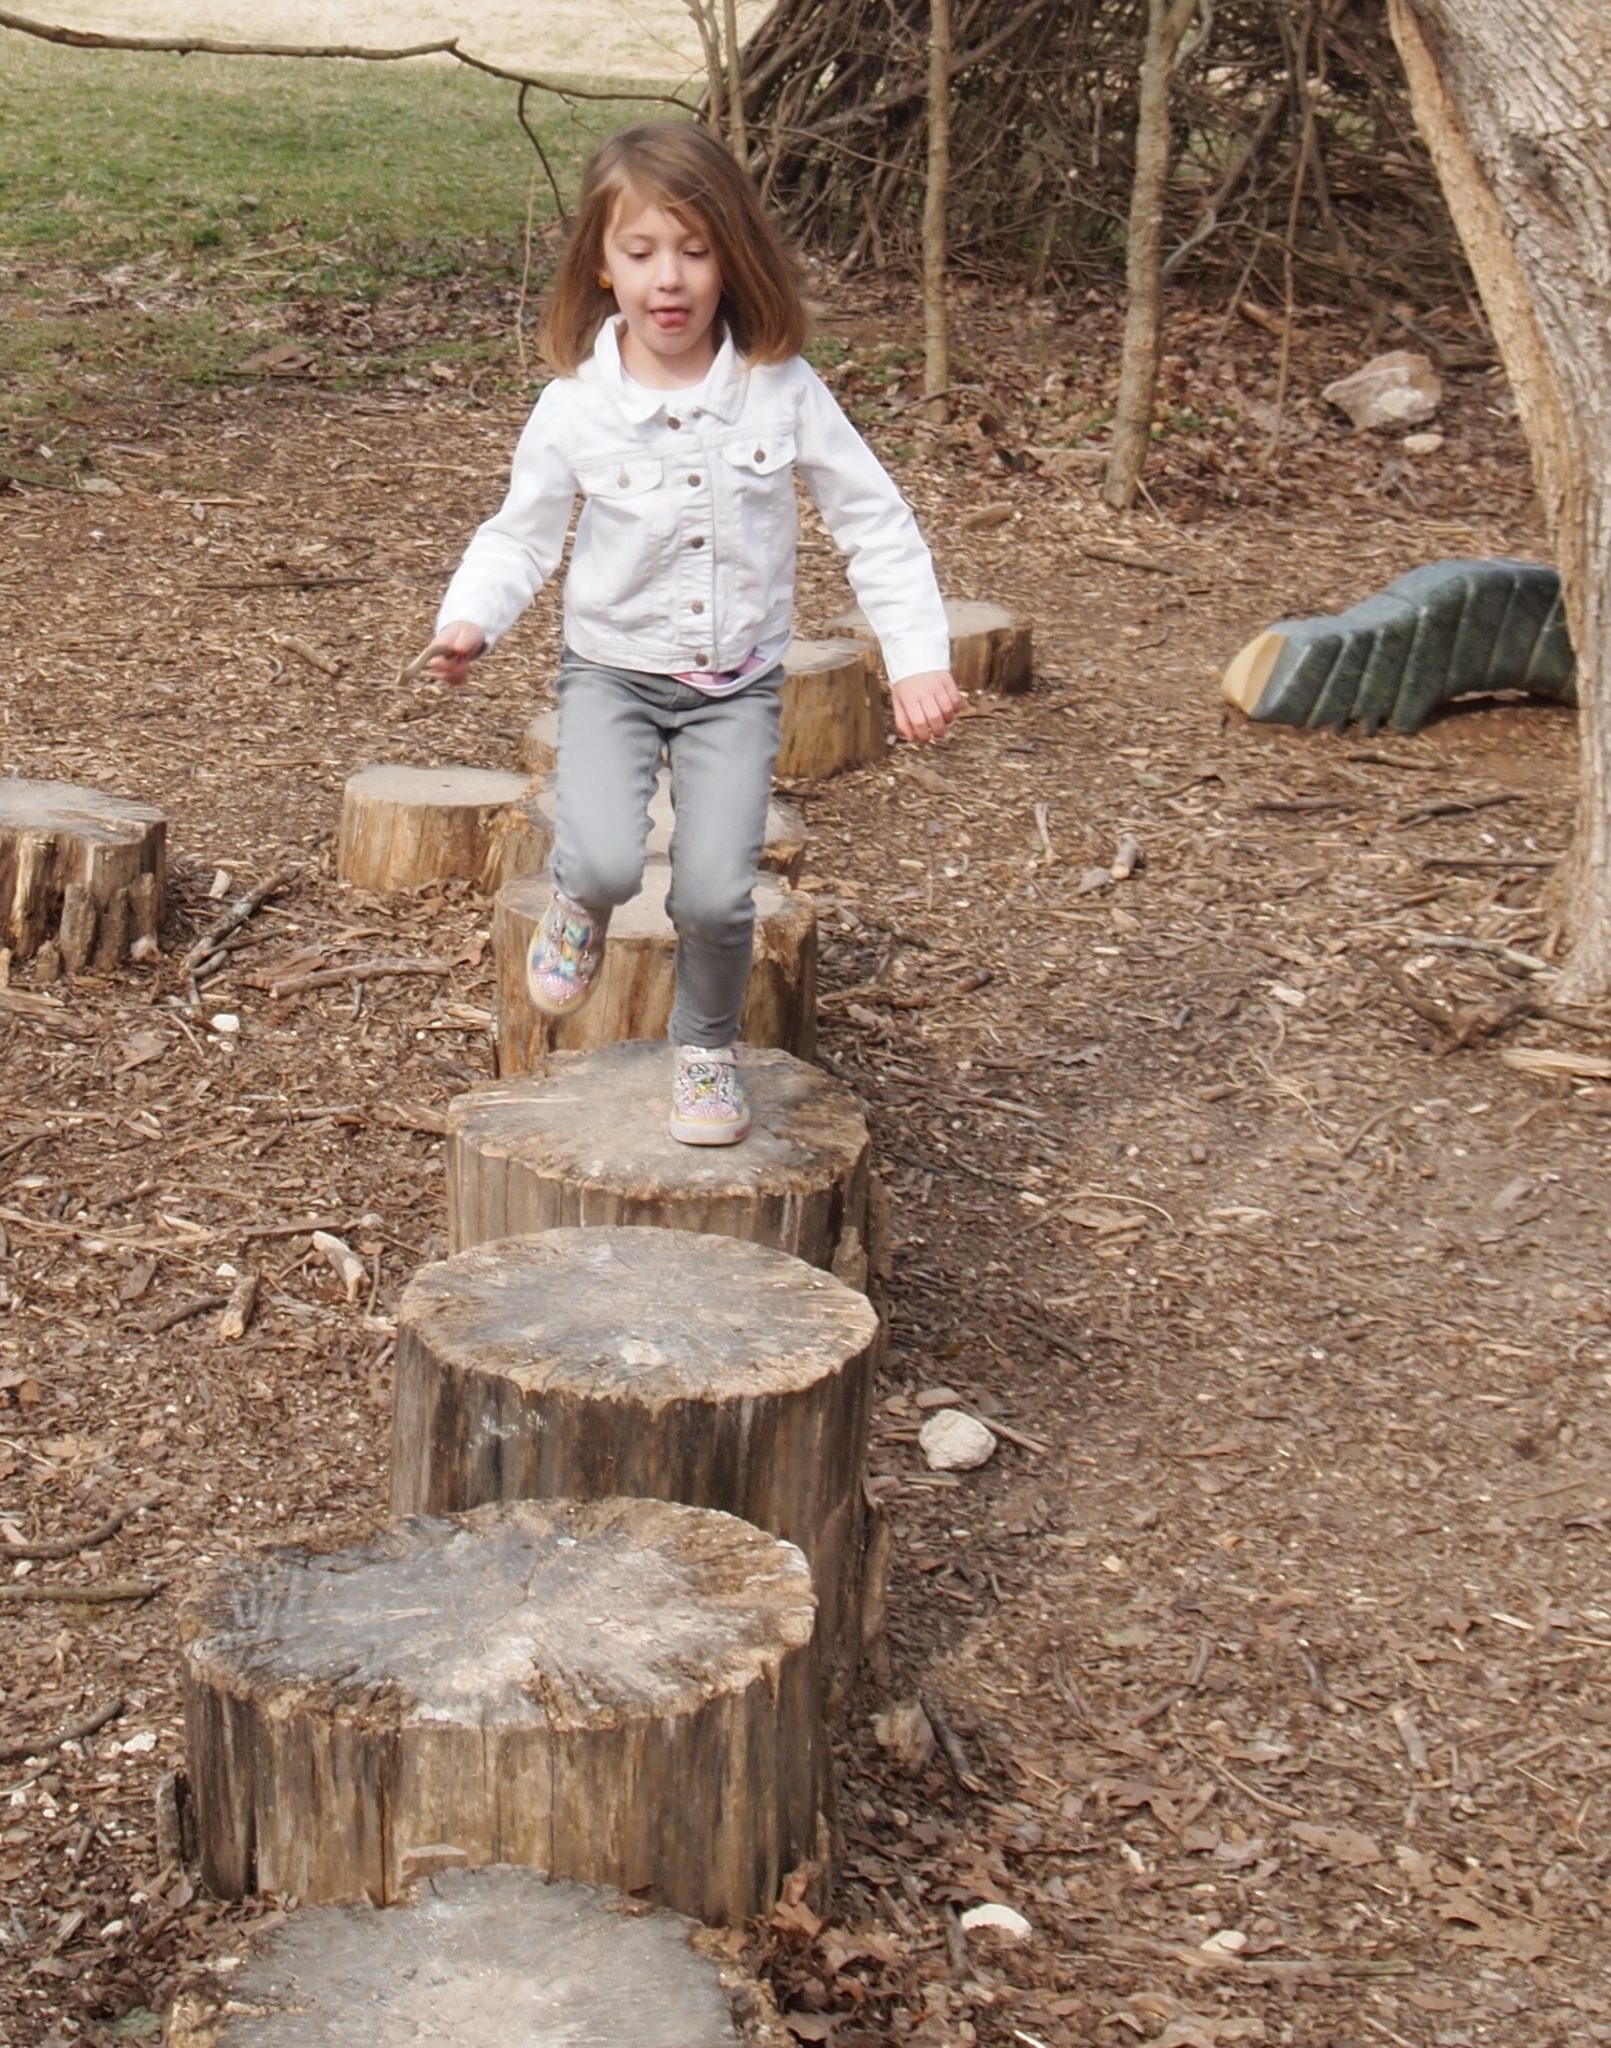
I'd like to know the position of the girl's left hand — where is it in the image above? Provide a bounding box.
[890,669,962,743]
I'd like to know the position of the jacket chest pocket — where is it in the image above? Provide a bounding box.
[577,457,671,535]
[719,433,796,522]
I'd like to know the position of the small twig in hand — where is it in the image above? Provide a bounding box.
[3,1496,159,1561]
[0,1696,125,1766]
[0,1579,164,1605]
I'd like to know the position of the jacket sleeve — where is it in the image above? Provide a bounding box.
[791,364,951,684]
[435,384,578,649]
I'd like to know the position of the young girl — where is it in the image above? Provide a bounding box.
[422,121,960,1145]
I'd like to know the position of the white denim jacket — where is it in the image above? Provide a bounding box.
[436,318,950,685]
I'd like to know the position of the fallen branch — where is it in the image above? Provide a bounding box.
[0,1695,125,1766]
[138,1292,230,1335]
[182,869,295,972]
[0,1578,163,1605]
[1394,790,1523,827]
[3,1495,159,1561]
[270,955,452,997]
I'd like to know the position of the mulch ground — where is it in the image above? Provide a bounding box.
[2,285,1609,2048]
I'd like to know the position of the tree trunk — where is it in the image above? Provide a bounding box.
[180,1496,827,1922]
[337,764,532,895]
[777,638,888,777]
[922,0,951,424]
[165,1865,788,2048]
[0,779,165,972]
[390,1225,881,1676]
[1387,0,1611,995]
[1103,0,1203,512]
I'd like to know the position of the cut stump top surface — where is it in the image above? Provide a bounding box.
[172,1865,754,2047]
[0,778,166,843]
[343,763,531,805]
[400,1226,880,1405]
[180,1497,815,1733]
[449,1042,868,1199]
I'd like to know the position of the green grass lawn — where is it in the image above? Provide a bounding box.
[0,33,672,454]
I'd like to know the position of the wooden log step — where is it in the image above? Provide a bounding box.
[493,862,817,1072]
[777,638,886,778]
[180,1497,826,1920]
[498,768,806,888]
[391,1226,881,1667]
[165,1864,789,2046]
[446,1041,874,1283]
[828,597,1034,695]
[516,706,560,778]
[0,778,165,972]
[336,764,531,894]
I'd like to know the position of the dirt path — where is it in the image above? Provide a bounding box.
[2,294,1608,2047]
[44,0,763,76]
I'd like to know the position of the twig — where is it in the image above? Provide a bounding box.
[963,1410,1049,1456]
[0,1579,163,1605]
[0,1696,125,1766]
[270,956,452,997]
[1075,544,1187,576]
[1421,854,1558,871]
[1395,790,1523,826]
[3,1496,158,1561]
[182,870,294,972]
[138,1293,230,1335]
[920,1694,984,1792]
[1406,932,1550,974]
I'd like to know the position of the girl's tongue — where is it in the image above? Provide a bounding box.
[652,308,688,329]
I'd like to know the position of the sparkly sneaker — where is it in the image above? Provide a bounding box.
[526,891,607,1017]
[668,1045,751,1146]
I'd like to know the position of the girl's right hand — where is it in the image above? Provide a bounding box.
[419,620,487,686]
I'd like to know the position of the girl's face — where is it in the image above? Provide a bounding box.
[602,193,722,388]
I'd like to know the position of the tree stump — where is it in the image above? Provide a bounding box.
[391,1226,881,1670]
[336,764,532,894]
[516,707,560,778]
[777,638,887,778]
[828,597,1034,695]
[164,1865,789,2048]
[446,1042,875,1281]
[179,1497,826,1921]
[493,863,817,1072]
[0,778,165,970]
[498,769,807,889]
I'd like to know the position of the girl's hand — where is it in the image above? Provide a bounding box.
[412,620,486,686]
[890,669,962,744]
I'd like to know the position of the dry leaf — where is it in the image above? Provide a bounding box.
[1291,1822,1382,1867]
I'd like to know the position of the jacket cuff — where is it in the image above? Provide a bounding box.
[882,637,954,687]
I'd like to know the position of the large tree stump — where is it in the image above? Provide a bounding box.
[446,1042,875,1283]
[337,764,531,894]
[828,597,1034,695]
[498,769,807,888]
[391,1227,881,1670]
[493,863,817,1072]
[180,1497,826,1921]
[0,779,165,971]
[777,638,887,778]
[516,707,560,778]
[165,1865,789,2048]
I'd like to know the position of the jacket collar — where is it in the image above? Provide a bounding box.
[588,316,747,424]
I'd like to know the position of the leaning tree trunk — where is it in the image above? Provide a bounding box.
[1387,0,1611,998]
[1103,0,1204,511]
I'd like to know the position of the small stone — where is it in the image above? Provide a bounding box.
[919,1409,997,1472]
[959,1902,1033,1943]
[1403,430,1445,455]
[209,1013,240,1033]
[914,1385,965,1410]
[1322,350,1442,430]
[872,1699,935,1774]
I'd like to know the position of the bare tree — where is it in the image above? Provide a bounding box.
[1388,0,1611,997]
[1102,0,1209,510]
[922,0,951,423]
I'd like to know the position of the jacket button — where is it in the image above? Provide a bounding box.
[688,473,702,487]
[697,652,710,664]
[666,415,681,429]
[689,535,705,549]
[617,470,630,486]
[691,600,705,615]
[753,447,765,462]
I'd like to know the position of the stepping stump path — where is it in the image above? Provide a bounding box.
[493,862,818,1071]
[446,1041,880,1292]
[0,778,165,973]
[498,767,806,887]
[391,1226,881,1670]
[180,1496,826,1922]
[337,763,532,894]
[777,638,887,778]
[164,1865,788,2047]
[829,597,1034,696]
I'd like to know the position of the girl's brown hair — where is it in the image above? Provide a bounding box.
[540,122,808,373]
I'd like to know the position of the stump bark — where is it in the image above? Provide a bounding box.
[180,1496,826,1921]
[336,765,532,894]
[497,769,807,889]
[0,779,165,970]
[828,597,1034,695]
[164,1865,788,2048]
[446,1042,874,1280]
[777,639,887,778]
[516,707,560,778]
[391,1226,881,1668]
[493,863,817,1072]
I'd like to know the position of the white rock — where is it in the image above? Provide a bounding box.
[1321,350,1442,430]
[1403,430,1445,455]
[209,1013,240,1034]
[960,1902,1033,1943]
[919,1408,997,1472]
[1200,1927,1249,1955]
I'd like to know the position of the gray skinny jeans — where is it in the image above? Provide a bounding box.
[550,652,784,1048]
